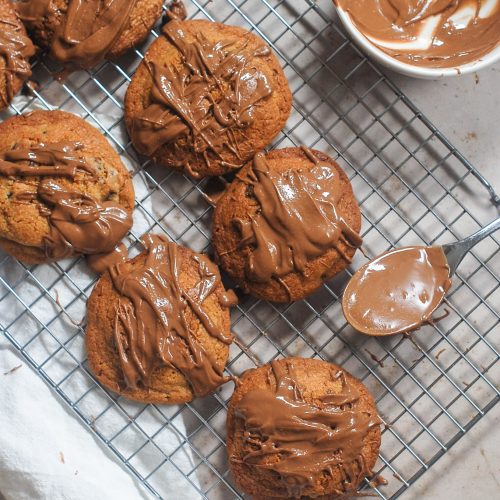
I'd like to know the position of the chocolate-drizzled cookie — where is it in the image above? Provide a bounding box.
[125,19,292,178]
[16,0,164,72]
[0,110,134,263]
[86,234,236,404]
[227,357,381,499]
[0,0,35,109]
[213,147,362,302]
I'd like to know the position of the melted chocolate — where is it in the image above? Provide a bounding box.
[335,0,500,68]
[38,179,131,260]
[233,360,380,497]
[0,142,95,178]
[165,0,187,21]
[86,242,128,274]
[129,19,273,174]
[0,141,132,259]
[342,246,451,335]
[18,0,138,70]
[109,234,233,395]
[225,148,362,285]
[0,4,35,106]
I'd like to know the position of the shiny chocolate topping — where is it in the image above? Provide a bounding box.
[109,234,234,395]
[226,148,362,285]
[18,0,138,70]
[342,246,451,336]
[165,0,187,21]
[86,242,128,274]
[38,179,131,260]
[129,19,273,175]
[0,141,132,259]
[335,0,500,68]
[232,360,380,497]
[0,2,35,106]
[0,141,95,178]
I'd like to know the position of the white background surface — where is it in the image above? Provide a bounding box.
[0,57,498,500]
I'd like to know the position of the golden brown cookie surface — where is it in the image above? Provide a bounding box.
[124,19,292,178]
[0,0,35,110]
[213,147,362,302]
[227,357,381,499]
[86,234,235,404]
[0,110,134,263]
[16,0,163,70]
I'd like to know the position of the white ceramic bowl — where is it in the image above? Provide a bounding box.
[335,7,500,79]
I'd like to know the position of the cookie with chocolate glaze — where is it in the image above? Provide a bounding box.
[227,357,381,499]
[0,110,134,263]
[86,234,235,404]
[124,19,292,178]
[213,147,362,302]
[0,0,35,110]
[16,0,164,71]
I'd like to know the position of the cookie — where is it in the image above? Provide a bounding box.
[124,18,292,178]
[227,357,381,499]
[86,234,235,404]
[0,110,134,263]
[213,147,362,302]
[16,0,164,71]
[0,0,35,109]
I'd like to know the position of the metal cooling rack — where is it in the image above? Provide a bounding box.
[1,0,499,498]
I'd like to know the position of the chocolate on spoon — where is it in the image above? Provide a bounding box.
[342,216,500,336]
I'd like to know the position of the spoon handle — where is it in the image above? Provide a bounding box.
[442,216,500,276]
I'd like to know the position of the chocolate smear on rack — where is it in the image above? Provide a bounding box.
[225,147,362,286]
[18,0,138,71]
[0,141,132,259]
[233,360,380,497]
[0,5,36,106]
[109,234,233,395]
[130,19,273,173]
[335,0,500,69]
[343,246,451,336]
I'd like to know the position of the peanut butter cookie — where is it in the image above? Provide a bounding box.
[0,110,134,263]
[227,357,381,499]
[86,234,236,404]
[212,147,362,302]
[16,0,164,71]
[0,0,35,110]
[124,19,292,178]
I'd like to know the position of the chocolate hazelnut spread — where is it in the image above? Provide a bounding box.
[109,234,234,395]
[342,246,451,336]
[224,148,362,286]
[86,242,127,274]
[17,0,138,70]
[0,141,132,259]
[335,0,500,68]
[232,360,380,497]
[0,6,35,106]
[129,19,273,175]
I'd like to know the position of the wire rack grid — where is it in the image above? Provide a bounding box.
[1,0,499,498]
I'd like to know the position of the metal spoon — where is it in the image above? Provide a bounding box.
[342,216,500,336]
[442,216,500,276]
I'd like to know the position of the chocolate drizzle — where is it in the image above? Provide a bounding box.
[18,0,138,70]
[109,234,233,395]
[0,141,132,259]
[0,2,35,106]
[335,0,500,68]
[0,142,95,178]
[130,19,273,174]
[233,360,379,497]
[227,148,362,284]
[343,246,452,336]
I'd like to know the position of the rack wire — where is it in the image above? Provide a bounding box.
[1,0,499,498]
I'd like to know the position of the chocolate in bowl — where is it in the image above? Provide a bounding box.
[334,0,500,77]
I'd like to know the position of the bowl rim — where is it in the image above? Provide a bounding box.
[335,7,500,79]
